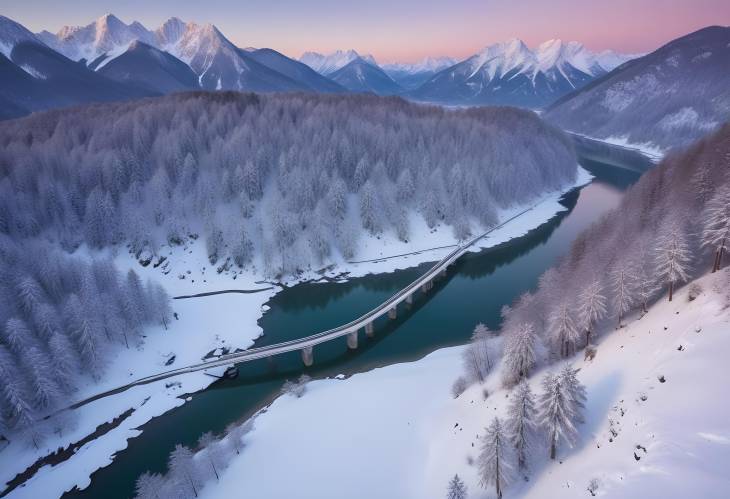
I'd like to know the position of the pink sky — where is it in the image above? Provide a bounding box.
[5,0,730,63]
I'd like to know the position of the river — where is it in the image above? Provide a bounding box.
[65,150,649,499]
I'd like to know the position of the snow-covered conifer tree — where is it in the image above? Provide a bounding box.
[701,184,730,272]
[232,420,256,454]
[479,417,513,499]
[630,239,658,313]
[609,261,636,327]
[577,279,607,345]
[168,444,201,498]
[506,379,537,471]
[135,471,165,499]
[559,364,587,424]
[655,220,692,301]
[690,163,713,205]
[23,346,61,411]
[2,318,32,355]
[0,346,35,435]
[446,474,467,499]
[501,323,537,386]
[16,275,44,315]
[538,372,578,460]
[198,431,222,481]
[548,303,579,358]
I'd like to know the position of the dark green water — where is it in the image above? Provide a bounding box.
[65,157,642,499]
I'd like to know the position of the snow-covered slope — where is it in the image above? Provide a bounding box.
[0,14,46,58]
[545,26,730,150]
[0,165,590,499]
[42,14,155,63]
[299,49,377,75]
[96,40,200,94]
[329,57,403,95]
[382,56,458,75]
[246,48,347,93]
[409,38,635,108]
[196,270,730,499]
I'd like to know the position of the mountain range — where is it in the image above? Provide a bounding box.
[409,38,635,107]
[7,11,711,128]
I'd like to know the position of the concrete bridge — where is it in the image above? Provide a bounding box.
[68,204,538,410]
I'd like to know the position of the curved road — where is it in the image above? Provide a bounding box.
[68,203,539,410]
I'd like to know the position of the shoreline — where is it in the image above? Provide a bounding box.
[0,168,593,499]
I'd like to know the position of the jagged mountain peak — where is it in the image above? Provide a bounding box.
[155,17,187,47]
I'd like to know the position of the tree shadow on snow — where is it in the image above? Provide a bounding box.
[509,370,622,498]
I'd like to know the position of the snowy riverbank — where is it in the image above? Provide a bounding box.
[1,168,592,499]
[198,270,730,499]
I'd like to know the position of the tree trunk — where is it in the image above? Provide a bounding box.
[712,249,720,273]
[585,329,591,346]
[187,473,198,497]
[495,453,502,499]
[719,245,726,271]
[210,459,219,480]
[550,441,556,460]
[668,281,674,302]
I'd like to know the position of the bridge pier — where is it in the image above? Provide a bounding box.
[347,331,358,349]
[365,322,374,338]
[406,293,413,305]
[301,346,314,367]
[421,280,433,293]
[388,306,397,320]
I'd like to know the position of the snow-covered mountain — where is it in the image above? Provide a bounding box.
[382,56,457,90]
[96,40,200,94]
[246,48,347,93]
[545,26,730,150]
[0,14,45,58]
[299,49,377,75]
[38,14,155,63]
[382,56,458,75]
[409,38,635,108]
[329,57,403,95]
[36,15,320,93]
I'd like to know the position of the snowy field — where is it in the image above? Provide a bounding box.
[1,169,591,498]
[198,270,730,499]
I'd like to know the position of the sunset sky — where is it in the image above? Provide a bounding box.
[5,0,730,63]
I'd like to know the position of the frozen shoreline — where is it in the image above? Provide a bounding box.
[0,167,592,499]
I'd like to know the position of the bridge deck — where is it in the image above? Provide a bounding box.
[66,203,538,411]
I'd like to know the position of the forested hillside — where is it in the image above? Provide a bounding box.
[460,122,730,394]
[0,237,171,445]
[0,92,577,277]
